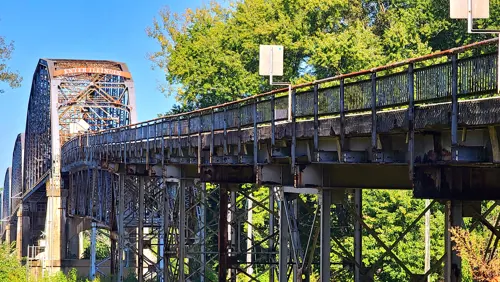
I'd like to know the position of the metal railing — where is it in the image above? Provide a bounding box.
[61,38,500,167]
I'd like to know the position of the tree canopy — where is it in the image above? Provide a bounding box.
[0,34,21,94]
[147,0,500,114]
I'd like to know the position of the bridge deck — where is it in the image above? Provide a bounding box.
[59,38,500,200]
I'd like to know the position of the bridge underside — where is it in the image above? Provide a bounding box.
[58,95,500,281]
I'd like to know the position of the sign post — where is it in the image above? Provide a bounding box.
[450,0,500,92]
[259,45,292,121]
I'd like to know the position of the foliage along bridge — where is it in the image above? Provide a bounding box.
[2,38,500,282]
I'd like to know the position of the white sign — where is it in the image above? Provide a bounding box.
[69,119,90,134]
[450,0,489,19]
[259,45,284,76]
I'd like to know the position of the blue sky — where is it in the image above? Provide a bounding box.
[0,0,206,186]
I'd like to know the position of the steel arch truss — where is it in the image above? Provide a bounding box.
[1,168,12,237]
[11,133,25,211]
[24,60,51,193]
[56,71,132,145]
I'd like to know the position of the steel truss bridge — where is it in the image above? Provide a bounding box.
[2,38,500,282]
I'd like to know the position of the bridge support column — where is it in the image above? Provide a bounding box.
[354,188,363,282]
[137,177,145,282]
[228,188,237,282]
[162,180,173,281]
[291,197,299,280]
[179,179,186,281]
[5,223,11,245]
[218,184,229,282]
[278,190,289,282]
[46,181,67,272]
[246,191,253,276]
[89,222,97,281]
[66,217,83,259]
[320,189,331,282]
[445,200,463,282]
[17,204,30,259]
[112,173,125,282]
[200,182,207,282]
[119,175,126,281]
[269,187,276,282]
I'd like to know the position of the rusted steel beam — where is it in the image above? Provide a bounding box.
[219,185,229,282]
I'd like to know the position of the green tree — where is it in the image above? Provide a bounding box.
[147,0,500,114]
[0,34,22,93]
[81,230,111,260]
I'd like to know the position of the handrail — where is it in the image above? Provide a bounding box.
[61,37,499,156]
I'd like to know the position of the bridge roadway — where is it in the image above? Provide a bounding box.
[4,39,500,282]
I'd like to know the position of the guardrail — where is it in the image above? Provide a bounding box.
[61,38,500,168]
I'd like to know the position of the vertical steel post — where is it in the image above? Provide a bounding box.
[219,184,229,282]
[229,190,237,281]
[237,104,242,156]
[247,192,254,275]
[292,198,299,281]
[408,63,415,180]
[138,177,145,282]
[89,222,96,281]
[354,189,362,282]
[424,199,431,282]
[313,84,319,162]
[178,116,182,156]
[340,79,345,159]
[223,108,228,155]
[320,189,331,282]
[278,190,289,282]
[200,183,207,282]
[444,201,451,282]
[169,120,173,157]
[271,95,276,147]
[371,73,377,159]
[91,168,97,218]
[291,90,296,174]
[288,84,292,121]
[211,110,215,163]
[118,174,125,282]
[198,112,203,173]
[179,180,186,281]
[269,187,276,282]
[445,201,463,282]
[163,181,170,281]
[253,99,258,171]
[110,175,117,276]
[159,220,165,282]
[451,54,459,149]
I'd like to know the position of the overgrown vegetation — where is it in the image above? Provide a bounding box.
[451,226,500,282]
[0,242,103,282]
